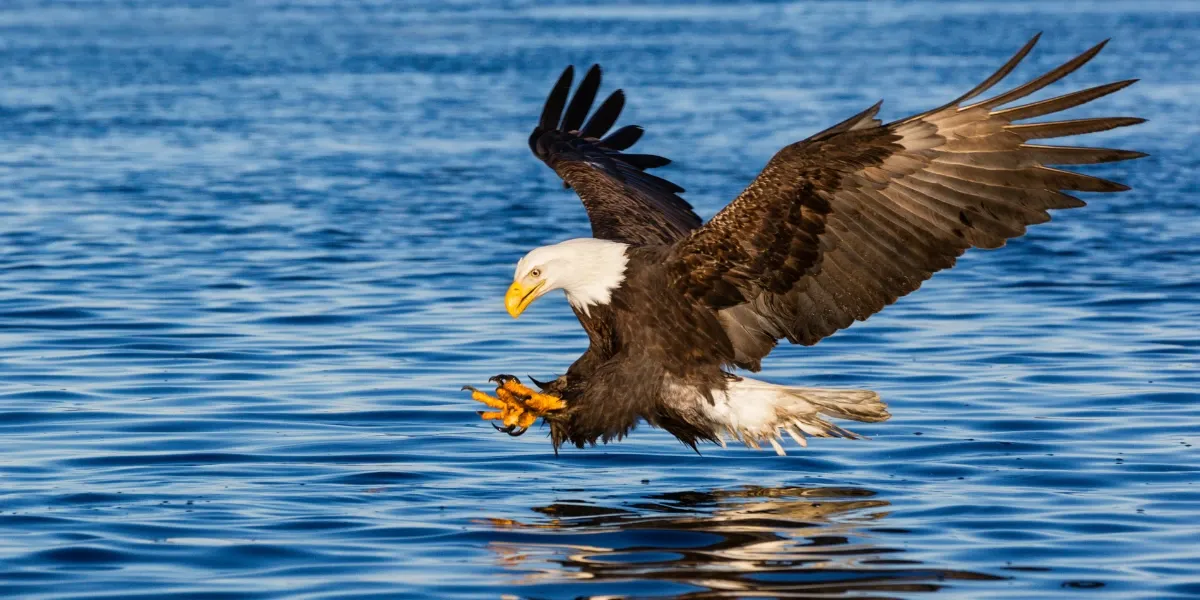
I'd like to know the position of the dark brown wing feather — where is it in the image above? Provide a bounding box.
[669,36,1145,366]
[529,65,701,245]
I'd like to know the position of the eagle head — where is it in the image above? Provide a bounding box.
[506,238,630,318]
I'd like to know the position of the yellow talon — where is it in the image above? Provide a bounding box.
[517,411,538,429]
[464,376,565,434]
[502,412,517,427]
[497,378,538,397]
[466,387,508,410]
[498,379,566,412]
[465,386,520,425]
[495,386,521,404]
[526,393,566,413]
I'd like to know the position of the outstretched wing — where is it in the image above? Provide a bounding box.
[529,65,701,245]
[669,35,1145,365]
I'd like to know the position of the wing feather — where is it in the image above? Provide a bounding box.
[995,79,1138,120]
[562,65,602,132]
[599,125,644,151]
[539,66,573,130]
[529,65,701,244]
[581,91,625,138]
[1007,117,1145,139]
[931,33,1042,110]
[968,39,1110,110]
[668,35,1144,361]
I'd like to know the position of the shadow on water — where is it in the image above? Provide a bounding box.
[483,486,1003,599]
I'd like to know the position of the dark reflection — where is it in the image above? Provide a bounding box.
[485,486,1002,598]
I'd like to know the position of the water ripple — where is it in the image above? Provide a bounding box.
[0,1,1196,598]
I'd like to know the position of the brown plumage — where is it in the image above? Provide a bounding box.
[511,35,1143,451]
[670,35,1144,360]
[529,64,701,245]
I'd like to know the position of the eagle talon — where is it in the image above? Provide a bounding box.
[491,422,528,437]
[488,374,519,386]
[466,375,565,435]
[494,375,567,413]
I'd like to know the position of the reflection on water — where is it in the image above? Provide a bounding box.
[0,1,1193,597]
[486,487,1002,598]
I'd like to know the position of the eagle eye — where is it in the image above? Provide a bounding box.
[530,268,542,278]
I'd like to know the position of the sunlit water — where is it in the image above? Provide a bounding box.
[0,1,1197,598]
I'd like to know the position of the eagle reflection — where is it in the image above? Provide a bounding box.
[484,486,1000,598]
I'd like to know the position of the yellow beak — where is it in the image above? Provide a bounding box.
[505,280,544,318]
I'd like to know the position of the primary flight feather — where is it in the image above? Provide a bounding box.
[466,35,1144,454]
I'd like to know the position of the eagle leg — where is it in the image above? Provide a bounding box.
[488,374,566,413]
[464,376,564,435]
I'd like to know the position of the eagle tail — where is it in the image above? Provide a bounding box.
[787,386,891,425]
[706,377,890,455]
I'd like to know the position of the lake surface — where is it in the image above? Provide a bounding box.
[0,1,1197,598]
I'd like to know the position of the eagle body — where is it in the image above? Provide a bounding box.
[487,35,1144,453]
[545,243,739,449]
[526,239,888,452]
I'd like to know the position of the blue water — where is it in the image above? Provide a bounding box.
[0,1,1196,598]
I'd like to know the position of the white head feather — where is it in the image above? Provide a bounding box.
[513,238,629,316]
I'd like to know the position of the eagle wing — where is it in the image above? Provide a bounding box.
[529,65,701,245]
[669,35,1145,365]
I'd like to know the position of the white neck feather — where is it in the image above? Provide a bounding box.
[515,238,629,316]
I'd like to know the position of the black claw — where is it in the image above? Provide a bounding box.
[528,375,551,389]
[462,385,478,393]
[492,423,526,436]
[488,374,519,385]
[490,422,529,437]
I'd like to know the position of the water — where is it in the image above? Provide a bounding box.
[0,1,1196,598]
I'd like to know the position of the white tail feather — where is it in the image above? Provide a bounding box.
[696,377,890,454]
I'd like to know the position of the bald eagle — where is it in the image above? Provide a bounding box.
[465,35,1144,454]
